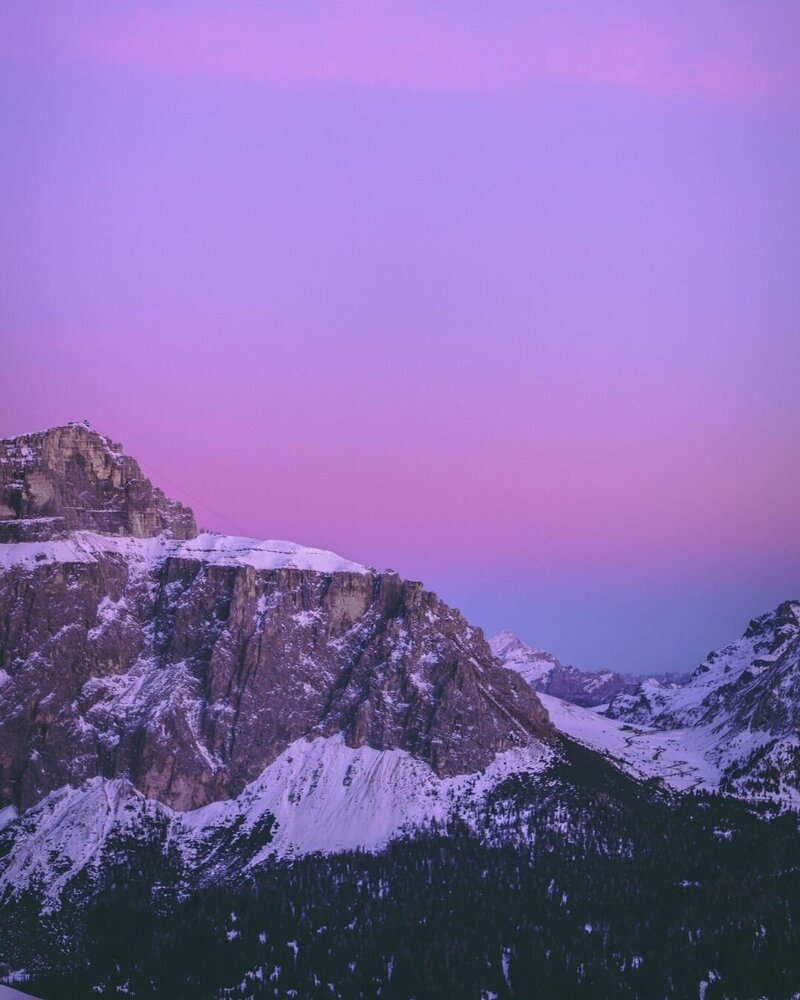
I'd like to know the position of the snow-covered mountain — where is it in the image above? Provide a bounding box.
[0,423,556,904]
[490,630,636,707]
[603,602,800,799]
[493,607,800,804]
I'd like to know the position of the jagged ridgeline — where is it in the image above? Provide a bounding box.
[1,424,799,999]
[494,605,800,804]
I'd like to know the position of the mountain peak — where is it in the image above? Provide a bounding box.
[0,424,553,814]
[0,423,197,542]
[491,630,638,708]
[743,599,800,641]
[489,630,559,664]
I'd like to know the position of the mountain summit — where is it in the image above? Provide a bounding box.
[0,422,197,542]
[490,630,634,707]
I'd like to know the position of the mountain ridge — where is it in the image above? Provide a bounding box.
[604,599,800,799]
[490,629,640,707]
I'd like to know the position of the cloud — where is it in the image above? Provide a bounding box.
[2,1,799,107]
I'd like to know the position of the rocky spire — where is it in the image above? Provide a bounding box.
[0,422,197,542]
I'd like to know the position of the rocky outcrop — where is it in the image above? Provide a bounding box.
[0,422,196,542]
[0,428,552,813]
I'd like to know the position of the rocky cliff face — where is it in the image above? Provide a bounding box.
[0,427,551,815]
[0,422,197,542]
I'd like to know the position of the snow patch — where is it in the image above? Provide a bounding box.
[181,734,553,861]
[0,531,369,576]
[541,693,722,793]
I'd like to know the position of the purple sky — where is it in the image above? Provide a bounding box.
[2,2,799,672]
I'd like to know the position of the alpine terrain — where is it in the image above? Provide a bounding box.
[489,631,638,707]
[1,424,799,999]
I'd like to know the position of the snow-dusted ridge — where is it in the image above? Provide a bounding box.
[1,735,554,905]
[599,601,800,802]
[608,600,800,730]
[489,630,560,686]
[183,734,553,859]
[491,629,635,707]
[0,530,370,575]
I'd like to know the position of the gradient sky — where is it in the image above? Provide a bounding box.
[2,1,799,672]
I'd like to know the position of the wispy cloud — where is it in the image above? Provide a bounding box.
[2,1,799,107]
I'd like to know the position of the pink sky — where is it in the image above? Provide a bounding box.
[1,2,798,670]
[3,1,800,106]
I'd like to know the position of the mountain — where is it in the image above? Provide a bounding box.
[490,630,636,707]
[2,424,800,999]
[0,424,552,886]
[493,609,800,804]
[604,601,800,800]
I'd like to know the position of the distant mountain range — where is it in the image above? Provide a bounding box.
[491,607,800,803]
[490,631,629,706]
[489,630,688,707]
